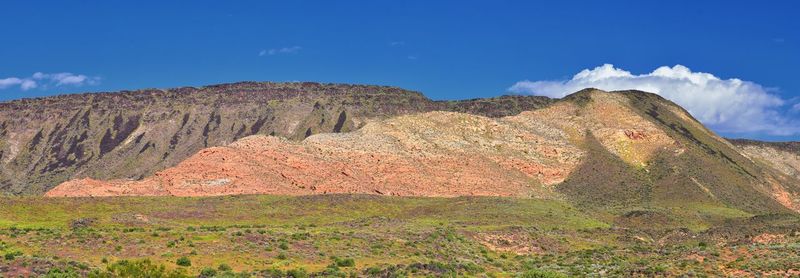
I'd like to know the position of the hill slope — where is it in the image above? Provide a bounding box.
[0,82,550,195]
[48,89,800,216]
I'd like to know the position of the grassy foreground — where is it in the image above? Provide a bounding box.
[1,195,799,277]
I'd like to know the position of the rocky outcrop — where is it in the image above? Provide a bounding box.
[731,140,800,180]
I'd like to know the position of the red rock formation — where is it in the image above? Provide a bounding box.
[42,92,686,198]
[47,111,585,198]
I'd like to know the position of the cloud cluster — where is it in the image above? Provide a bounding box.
[259,46,302,56]
[510,64,799,136]
[0,77,36,90]
[0,72,99,91]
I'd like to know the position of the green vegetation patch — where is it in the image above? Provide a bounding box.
[0,194,798,277]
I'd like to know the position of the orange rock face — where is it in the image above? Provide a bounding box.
[46,111,585,198]
[46,137,555,197]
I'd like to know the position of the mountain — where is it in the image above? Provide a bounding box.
[0,82,550,195]
[47,89,800,218]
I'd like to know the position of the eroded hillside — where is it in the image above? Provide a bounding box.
[0,82,551,195]
[48,89,800,216]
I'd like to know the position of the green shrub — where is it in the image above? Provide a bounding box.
[218,263,232,271]
[199,267,217,277]
[461,262,485,274]
[286,268,308,278]
[518,269,566,278]
[365,266,382,276]
[334,257,356,267]
[175,256,191,267]
[89,259,189,278]
[43,268,81,278]
[291,232,310,240]
[259,268,285,277]
[4,250,22,260]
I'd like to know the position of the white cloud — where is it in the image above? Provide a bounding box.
[792,103,800,113]
[510,64,799,136]
[20,79,38,90]
[0,77,24,89]
[259,46,302,56]
[33,72,99,86]
[389,41,405,47]
[0,72,99,91]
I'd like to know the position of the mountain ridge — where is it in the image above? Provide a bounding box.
[0,81,552,195]
[4,81,800,219]
[46,89,800,220]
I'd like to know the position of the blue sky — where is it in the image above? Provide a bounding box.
[1,1,798,140]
